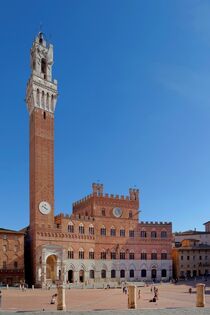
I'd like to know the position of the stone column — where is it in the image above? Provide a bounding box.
[57,285,66,311]
[128,285,136,309]
[196,283,205,307]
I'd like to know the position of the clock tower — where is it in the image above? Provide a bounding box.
[26,32,58,233]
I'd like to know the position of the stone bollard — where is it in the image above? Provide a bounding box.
[128,285,137,309]
[57,285,66,311]
[196,283,205,307]
[32,285,34,290]
[6,284,9,290]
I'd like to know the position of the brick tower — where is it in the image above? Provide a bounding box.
[26,32,58,283]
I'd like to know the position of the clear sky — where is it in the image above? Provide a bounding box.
[0,0,210,232]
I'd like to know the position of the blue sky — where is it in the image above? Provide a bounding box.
[1,0,210,232]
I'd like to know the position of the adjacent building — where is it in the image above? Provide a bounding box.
[0,228,24,285]
[172,223,210,279]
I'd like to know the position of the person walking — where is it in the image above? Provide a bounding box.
[138,289,141,299]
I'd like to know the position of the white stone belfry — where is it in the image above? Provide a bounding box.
[26,32,58,115]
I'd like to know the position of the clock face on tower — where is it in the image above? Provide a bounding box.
[113,207,122,218]
[39,201,51,215]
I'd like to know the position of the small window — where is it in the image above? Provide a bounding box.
[161,231,167,238]
[161,269,167,277]
[129,230,134,238]
[120,269,125,278]
[130,269,134,278]
[110,227,116,236]
[101,226,106,236]
[89,225,94,235]
[151,252,157,260]
[129,211,133,218]
[111,269,116,278]
[151,231,157,238]
[79,249,84,259]
[140,230,147,238]
[101,269,106,279]
[14,261,18,269]
[181,255,183,260]
[120,229,125,237]
[141,252,147,260]
[101,251,106,260]
[79,224,84,234]
[101,208,106,216]
[68,223,74,233]
[43,111,46,119]
[89,270,95,279]
[89,249,94,259]
[129,252,135,260]
[68,250,74,259]
[141,269,147,277]
[111,252,116,259]
[120,251,125,260]
[161,252,167,260]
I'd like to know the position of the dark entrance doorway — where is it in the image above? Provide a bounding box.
[68,270,74,283]
[151,268,157,279]
[79,270,84,282]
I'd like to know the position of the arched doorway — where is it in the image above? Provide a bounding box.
[46,255,57,283]
[151,268,157,279]
[68,270,74,283]
[79,270,84,282]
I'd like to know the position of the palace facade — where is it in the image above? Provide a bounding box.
[2,32,173,287]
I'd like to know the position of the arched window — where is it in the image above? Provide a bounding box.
[41,58,47,78]
[151,250,157,260]
[101,269,106,278]
[120,228,125,237]
[100,226,106,236]
[141,269,147,277]
[111,251,116,259]
[68,248,74,259]
[79,223,84,234]
[161,230,167,238]
[129,230,134,237]
[101,208,106,216]
[129,211,133,218]
[141,251,147,260]
[89,249,94,259]
[120,269,125,278]
[130,269,134,278]
[110,226,116,236]
[90,270,95,279]
[46,93,49,110]
[79,248,84,259]
[140,230,147,238]
[161,251,167,260]
[161,269,167,277]
[41,91,45,108]
[89,224,94,235]
[120,250,125,260]
[68,222,74,233]
[111,269,116,278]
[51,95,54,112]
[151,231,157,238]
[101,249,106,260]
[36,89,40,106]
[129,250,135,260]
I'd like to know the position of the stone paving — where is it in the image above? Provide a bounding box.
[0,282,210,314]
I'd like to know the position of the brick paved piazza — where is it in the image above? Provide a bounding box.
[1,282,210,314]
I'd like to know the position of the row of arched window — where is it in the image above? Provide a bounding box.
[36,89,55,111]
[67,248,168,260]
[67,222,168,238]
[74,269,167,279]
